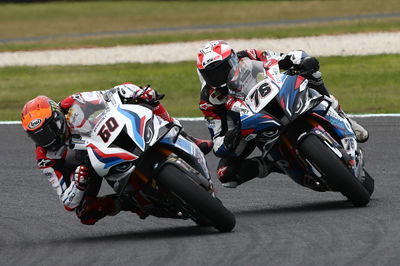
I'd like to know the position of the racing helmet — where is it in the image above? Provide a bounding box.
[197,40,239,87]
[21,96,68,151]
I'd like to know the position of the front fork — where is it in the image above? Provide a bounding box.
[296,117,363,178]
[135,146,215,195]
[272,116,364,190]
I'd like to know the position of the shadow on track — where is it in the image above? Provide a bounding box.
[8,225,228,248]
[70,225,224,243]
[233,199,361,217]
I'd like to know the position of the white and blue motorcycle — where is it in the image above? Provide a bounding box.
[66,91,235,232]
[226,58,374,206]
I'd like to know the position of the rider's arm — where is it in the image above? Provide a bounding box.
[237,49,285,62]
[110,83,163,106]
[59,92,105,114]
[199,85,235,157]
[36,146,85,211]
[110,83,176,124]
[237,49,312,70]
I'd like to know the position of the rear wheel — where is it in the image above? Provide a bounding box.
[157,164,236,232]
[299,135,370,207]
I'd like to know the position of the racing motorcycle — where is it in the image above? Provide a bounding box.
[226,58,374,206]
[66,91,235,232]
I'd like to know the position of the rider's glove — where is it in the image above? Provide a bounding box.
[223,129,241,152]
[278,54,294,70]
[136,86,165,107]
[225,95,250,114]
[73,165,90,191]
[296,57,320,76]
[236,50,250,59]
[59,95,77,114]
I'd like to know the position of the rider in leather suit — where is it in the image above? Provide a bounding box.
[21,83,213,225]
[197,40,369,188]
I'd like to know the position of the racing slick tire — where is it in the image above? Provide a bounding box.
[299,134,371,207]
[157,164,236,232]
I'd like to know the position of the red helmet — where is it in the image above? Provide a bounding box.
[197,40,239,87]
[21,96,68,151]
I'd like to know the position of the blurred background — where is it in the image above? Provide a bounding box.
[0,0,399,120]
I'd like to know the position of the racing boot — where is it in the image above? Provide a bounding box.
[348,118,369,143]
[181,131,214,155]
[307,70,369,142]
[330,95,369,143]
[219,157,273,188]
[306,71,330,97]
[76,195,122,225]
[119,194,148,219]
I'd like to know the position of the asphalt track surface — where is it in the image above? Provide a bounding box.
[1,117,400,266]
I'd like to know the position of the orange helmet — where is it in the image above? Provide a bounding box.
[22,96,68,150]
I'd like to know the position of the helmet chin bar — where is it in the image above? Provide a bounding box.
[28,110,68,150]
[200,53,239,87]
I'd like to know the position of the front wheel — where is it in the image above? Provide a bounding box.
[157,164,236,232]
[299,135,370,207]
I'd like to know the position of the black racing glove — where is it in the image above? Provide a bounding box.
[297,57,320,76]
[278,54,294,70]
[236,50,249,59]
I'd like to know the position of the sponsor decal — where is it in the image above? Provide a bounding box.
[342,137,356,152]
[199,102,213,110]
[38,158,54,168]
[28,119,42,129]
[244,133,257,141]
[217,166,228,178]
[44,171,53,177]
[69,192,75,202]
[49,101,59,112]
[145,125,154,144]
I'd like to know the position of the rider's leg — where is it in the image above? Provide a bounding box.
[308,71,369,143]
[180,130,213,154]
[330,95,369,143]
[217,156,273,188]
[154,103,213,154]
[75,175,146,225]
[306,71,330,97]
[76,193,149,225]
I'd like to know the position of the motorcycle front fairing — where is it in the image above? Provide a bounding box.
[69,105,159,196]
[238,73,325,154]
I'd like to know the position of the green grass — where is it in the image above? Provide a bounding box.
[2,18,399,52]
[0,0,399,51]
[323,55,400,114]
[1,54,399,121]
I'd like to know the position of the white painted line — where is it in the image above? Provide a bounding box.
[0,121,21,125]
[349,114,400,117]
[3,113,400,125]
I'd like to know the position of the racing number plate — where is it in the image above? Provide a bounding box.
[245,79,280,113]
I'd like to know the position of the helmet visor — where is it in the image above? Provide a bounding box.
[200,53,239,87]
[27,111,67,150]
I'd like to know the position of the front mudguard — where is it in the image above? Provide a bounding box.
[297,128,351,165]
